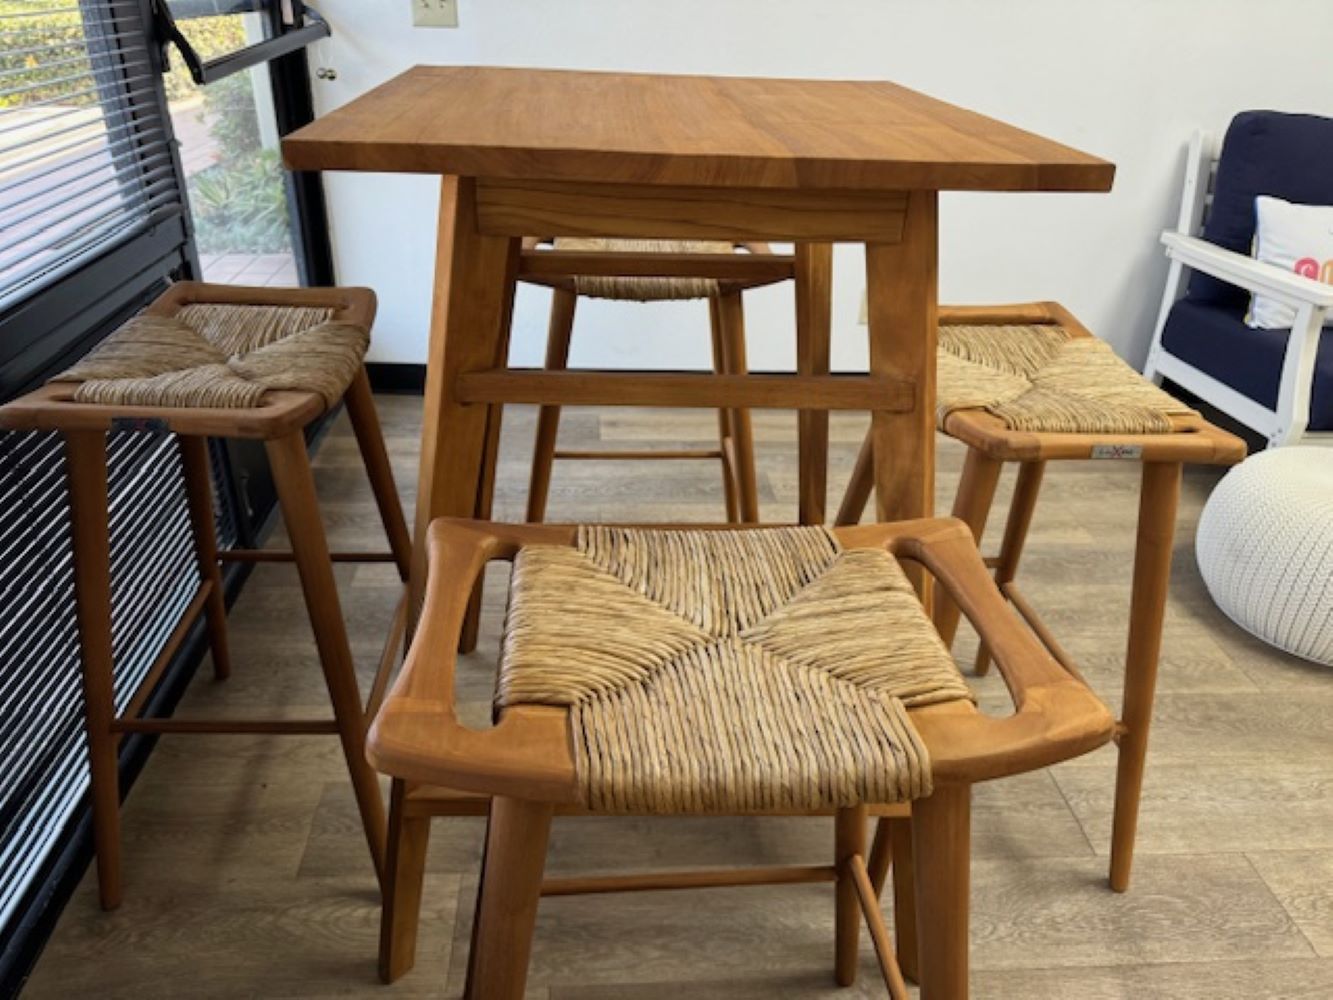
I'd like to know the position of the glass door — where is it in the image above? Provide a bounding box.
[160,0,319,286]
[167,6,296,284]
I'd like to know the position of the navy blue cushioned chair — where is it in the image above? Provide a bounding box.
[1145,111,1333,446]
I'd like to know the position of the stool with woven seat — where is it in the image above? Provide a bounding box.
[514,238,799,524]
[837,301,1245,897]
[0,281,412,909]
[370,518,1113,999]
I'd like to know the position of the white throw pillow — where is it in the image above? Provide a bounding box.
[1247,195,1333,330]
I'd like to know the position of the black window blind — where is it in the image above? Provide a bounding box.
[0,0,330,984]
[0,1,188,312]
[0,0,220,972]
[0,426,237,937]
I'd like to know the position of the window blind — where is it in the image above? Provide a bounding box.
[0,424,235,936]
[0,0,223,965]
[0,0,187,312]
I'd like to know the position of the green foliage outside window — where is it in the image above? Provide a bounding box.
[3,1,290,255]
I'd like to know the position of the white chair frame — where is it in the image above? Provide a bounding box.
[1144,130,1333,448]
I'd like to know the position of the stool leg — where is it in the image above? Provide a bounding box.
[834,805,868,986]
[795,242,833,525]
[344,368,412,581]
[868,817,920,983]
[464,796,553,1000]
[975,460,1045,677]
[708,297,741,523]
[526,288,577,523]
[265,431,387,882]
[889,818,920,983]
[716,290,759,522]
[932,447,1004,649]
[1109,460,1181,893]
[460,278,521,654]
[64,430,122,910]
[835,429,875,527]
[379,779,431,983]
[177,436,231,681]
[912,784,971,1000]
[867,814,893,893]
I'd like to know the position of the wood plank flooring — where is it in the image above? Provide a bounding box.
[22,397,1333,998]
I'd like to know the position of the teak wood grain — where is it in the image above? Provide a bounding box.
[0,283,413,911]
[476,180,909,243]
[369,517,1114,1000]
[282,68,1114,998]
[282,66,1114,193]
[834,300,1245,895]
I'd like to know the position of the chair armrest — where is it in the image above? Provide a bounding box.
[1161,232,1333,310]
[366,519,579,800]
[882,519,1116,782]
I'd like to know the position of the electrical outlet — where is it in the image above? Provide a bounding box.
[413,0,458,28]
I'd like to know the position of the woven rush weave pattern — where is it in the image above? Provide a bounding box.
[553,238,734,301]
[498,525,972,814]
[937,323,1195,434]
[53,303,369,409]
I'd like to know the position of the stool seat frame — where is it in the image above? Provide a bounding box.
[837,301,1245,897]
[0,282,412,909]
[370,516,1114,1000]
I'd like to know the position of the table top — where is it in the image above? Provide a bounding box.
[283,66,1114,193]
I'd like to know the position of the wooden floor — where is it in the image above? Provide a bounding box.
[23,397,1333,998]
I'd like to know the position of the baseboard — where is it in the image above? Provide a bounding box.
[366,362,426,394]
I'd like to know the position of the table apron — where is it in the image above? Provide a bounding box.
[475,178,909,243]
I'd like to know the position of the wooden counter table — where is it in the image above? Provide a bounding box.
[283,66,1113,999]
[283,66,1113,618]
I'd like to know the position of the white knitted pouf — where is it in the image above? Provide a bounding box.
[1196,447,1333,665]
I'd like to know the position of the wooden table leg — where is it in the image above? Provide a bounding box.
[866,192,940,988]
[65,429,122,910]
[1110,460,1182,892]
[796,241,833,524]
[410,176,520,634]
[864,192,937,531]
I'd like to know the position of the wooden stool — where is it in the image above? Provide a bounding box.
[515,238,795,524]
[0,282,412,910]
[370,519,1113,999]
[837,302,1246,895]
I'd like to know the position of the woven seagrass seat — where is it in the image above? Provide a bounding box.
[499,525,973,813]
[369,517,1114,999]
[838,301,1245,897]
[934,319,1196,435]
[507,238,801,531]
[0,282,412,911]
[550,238,736,300]
[52,300,369,410]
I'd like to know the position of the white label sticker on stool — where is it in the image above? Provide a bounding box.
[1091,444,1143,460]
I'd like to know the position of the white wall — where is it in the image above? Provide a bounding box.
[304,0,1333,371]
